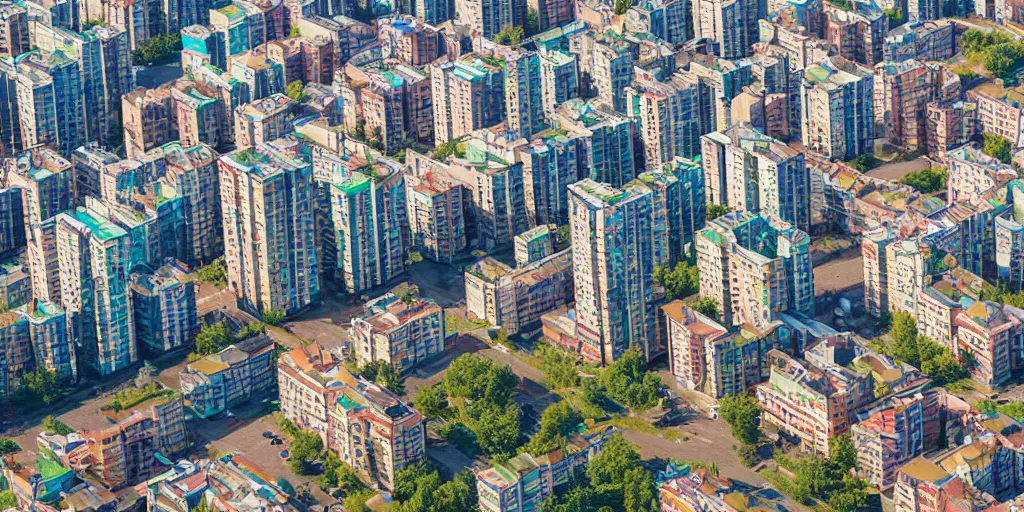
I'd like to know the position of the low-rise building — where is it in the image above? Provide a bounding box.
[279,342,427,491]
[146,455,304,512]
[514,224,556,267]
[350,290,446,372]
[465,249,574,334]
[39,388,187,490]
[179,335,276,419]
[476,426,616,512]
[663,301,790,398]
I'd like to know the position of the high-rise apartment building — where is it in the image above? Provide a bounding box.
[14,50,85,155]
[874,59,962,153]
[431,55,505,145]
[825,2,885,66]
[447,133,529,250]
[696,212,813,329]
[219,139,320,316]
[55,207,136,376]
[0,3,29,58]
[701,123,811,231]
[555,98,636,188]
[5,148,73,304]
[626,70,713,171]
[466,249,574,334]
[327,161,407,294]
[538,50,578,118]
[692,0,765,59]
[591,36,633,112]
[519,135,583,226]
[505,51,545,138]
[122,88,175,159]
[130,261,198,355]
[405,172,465,264]
[145,142,222,265]
[800,57,874,160]
[454,0,526,39]
[568,179,660,365]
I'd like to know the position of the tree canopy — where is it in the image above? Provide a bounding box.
[653,261,700,300]
[718,393,761,445]
[900,167,946,194]
[600,348,661,411]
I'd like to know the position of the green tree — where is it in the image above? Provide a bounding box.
[493,25,525,46]
[343,490,375,512]
[284,80,307,101]
[131,32,183,65]
[18,368,62,405]
[433,138,463,160]
[653,261,700,300]
[539,344,579,388]
[900,167,947,194]
[194,321,233,357]
[883,7,903,23]
[43,415,75,435]
[431,471,477,511]
[262,309,286,326]
[468,400,522,457]
[194,257,227,286]
[692,297,719,319]
[706,203,730,220]
[587,434,642,486]
[289,24,301,37]
[414,385,447,419]
[526,8,540,35]
[288,430,324,475]
[887,311,920,366]
[849,153,880,172]
[525,401,583,455]
[439,423,480,457]
[983,132,1013,163]
[0,437,19,455]
[359,361,405,395]
[623,467,658,512]
[829,434,858,473]
[614,0,631,14]
[718,393,761,445]
[600,348,660,410]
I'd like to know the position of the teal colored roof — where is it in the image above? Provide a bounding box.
[74,210,127,241]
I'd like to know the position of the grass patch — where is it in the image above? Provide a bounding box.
[598,416,687,442]
[554,388,607,419]
[102,383,178,411]
[445,312,487,334]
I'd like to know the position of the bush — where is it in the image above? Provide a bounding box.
[849,153,880,172]
[288,430,324,475]
[0,437,19,455]
[692,297,719,319]
[194,257,227,286]
[900,167,946,194]
[600,348,660,411]
[43,415,75,435]
[285,80,307,101]
[103,383,176,411]
[653,261,700,300]
[131,32,183,65]
[539,344,579,389]
[706,203,730,221]
[983,132,1013,163]
[718,394,761,445]
[262,309,286,326]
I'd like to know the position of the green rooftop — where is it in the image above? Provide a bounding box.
[74,210,127,241]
